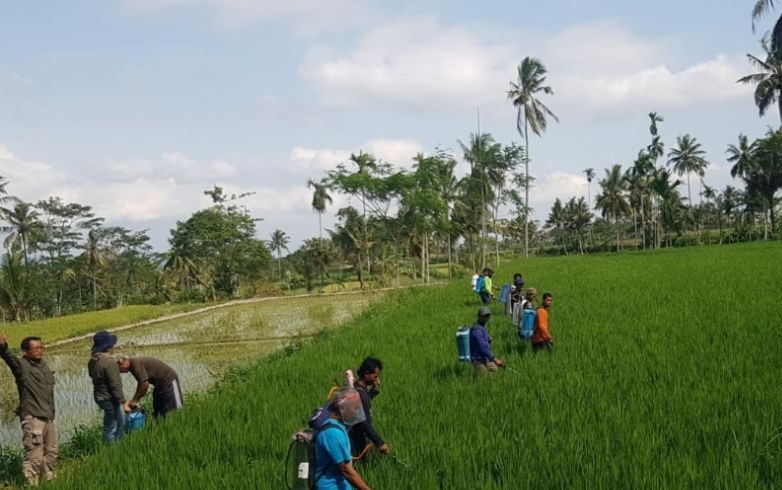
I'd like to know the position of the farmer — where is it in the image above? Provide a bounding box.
[349,357,389,458]
[118,356,183,418]
[87,330,129,444]
[315,389,373,490]
[510,273,525,307]
[469,306,504,375]
[532,293,554,353]
[510,276,528,324]
[478,268,494,305]
[522,288,537,310]
[0,332,57,486]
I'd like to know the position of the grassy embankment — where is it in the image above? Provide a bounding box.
[0,304,207,349]
[46,242,782,489]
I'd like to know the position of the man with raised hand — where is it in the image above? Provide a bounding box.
[0,332,58,486]
[469,306,505,375]
[118,356,183,418]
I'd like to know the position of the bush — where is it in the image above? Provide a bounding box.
[0,445,23,487]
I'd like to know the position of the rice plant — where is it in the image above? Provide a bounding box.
[34,242,782,489]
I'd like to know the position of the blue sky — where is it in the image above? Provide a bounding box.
[0,0,775,249]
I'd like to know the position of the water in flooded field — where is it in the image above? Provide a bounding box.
[0,294,377,448]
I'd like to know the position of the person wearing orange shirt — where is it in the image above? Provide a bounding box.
[532,293,554,352]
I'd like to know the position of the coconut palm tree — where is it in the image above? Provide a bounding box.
[307,178,333,239]
[651,169,685,246]
[742,129,782,234]
[752,1,782,59]
[738,43,782,126]
[0,251,32,322]
[507,56,559,257]
[667,134,709,207]
[702,182,718,244]
[0,202,43,267]
[727,134,759,178]
[595,164,630,251]
[81,229,107,310]
[721,185,741,240]
[546,198,568,255]
[583,168,595,211]
[459,133,502,266]
[268,229,290,282]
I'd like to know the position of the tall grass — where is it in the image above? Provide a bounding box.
[47,242,782,489]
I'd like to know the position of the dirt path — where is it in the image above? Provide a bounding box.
[48,283,444,349]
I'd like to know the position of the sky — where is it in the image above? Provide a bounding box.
[0,0,776,250]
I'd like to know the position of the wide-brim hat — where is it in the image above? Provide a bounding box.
[91,330,118,353]
[478,306,491,317]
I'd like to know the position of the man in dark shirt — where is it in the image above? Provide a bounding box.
[118,356,183,418]
[349,357,389,459]
[0,332,57,486]
[469,307,505,375]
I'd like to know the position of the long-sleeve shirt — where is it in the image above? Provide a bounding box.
[88,353,126,404]
[0,343,56,420]
[469,323,494,362]
[349,383,384,448]
[532,307,552,344]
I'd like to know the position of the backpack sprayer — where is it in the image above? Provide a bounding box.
[284,370,366,490]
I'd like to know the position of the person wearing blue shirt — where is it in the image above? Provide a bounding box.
[315,392,372,490]
[469,306,505,375]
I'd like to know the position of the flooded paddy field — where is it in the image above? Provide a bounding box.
[0,293,380,448]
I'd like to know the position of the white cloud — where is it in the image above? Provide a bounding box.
[529,171,587,213]
[303,18,750,115]
[555,55,751,113]
[302,17,514,108]
[0,144,68,201]
[289,138,424,176]
[364,139,424,168]
[97,152,237,184]
[289,147,351,176]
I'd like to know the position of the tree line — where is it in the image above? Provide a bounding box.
[1,3,780,320]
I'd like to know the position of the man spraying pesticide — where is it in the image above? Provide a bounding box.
[286,370,373,490]
[469,307,505,375]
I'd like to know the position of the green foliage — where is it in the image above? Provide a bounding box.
[169,198,272,297]
[59,424,102,460]
[48,243,782,489]
[0,444,23,487]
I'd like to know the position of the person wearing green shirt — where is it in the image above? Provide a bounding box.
[479,268,494,305]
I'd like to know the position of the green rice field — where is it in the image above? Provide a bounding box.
[31,243,782,488]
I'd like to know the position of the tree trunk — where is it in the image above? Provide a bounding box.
[640,199,646,249]
[494,189,502,267]
[524,119,530,258]
[480,185,487,268]
[362,193,370,285]
[632,209,639,249]
[318,212,323,239]
[447,231,452,279]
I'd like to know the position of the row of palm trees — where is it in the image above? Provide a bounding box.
[553,122,782,253]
